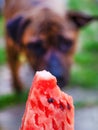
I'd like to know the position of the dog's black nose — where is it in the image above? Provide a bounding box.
[47,53,64,76]
[56,76,66,88]
[46,53,66,87]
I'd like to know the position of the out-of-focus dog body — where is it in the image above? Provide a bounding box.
[4,0,98,92]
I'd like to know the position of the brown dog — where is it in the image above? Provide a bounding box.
[4,0,98,92]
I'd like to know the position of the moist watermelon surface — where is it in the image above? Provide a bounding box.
[20,70,74,130]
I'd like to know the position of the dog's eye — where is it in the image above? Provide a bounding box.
[26,40,46,56]
[57,35,73,53]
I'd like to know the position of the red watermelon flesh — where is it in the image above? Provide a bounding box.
[20,70,74,130]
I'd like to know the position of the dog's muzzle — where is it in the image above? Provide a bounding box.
[46,53,68,88]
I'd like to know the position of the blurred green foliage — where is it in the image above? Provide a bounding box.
[68,0,98,15]
[71,67,98,88]
[75,99,98,109]
[0,48,7,64]
[69,0,98,88]
[0,90,28,110]
[0,16,4,37]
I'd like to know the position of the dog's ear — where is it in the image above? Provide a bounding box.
[7,16,31,44]
[7,16,23,42]
[68,11,98,28]
[17,18,31,44]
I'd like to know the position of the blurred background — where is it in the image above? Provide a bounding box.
[0,0,98,130]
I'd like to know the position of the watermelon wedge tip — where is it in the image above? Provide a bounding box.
[20,70,74,130]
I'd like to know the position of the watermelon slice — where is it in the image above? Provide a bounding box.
[20,70,74,130]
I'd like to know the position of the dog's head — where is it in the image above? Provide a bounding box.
[7,8,98,87]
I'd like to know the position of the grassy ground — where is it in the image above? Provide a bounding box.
[1,91,98,110]
[0,91,29,110]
